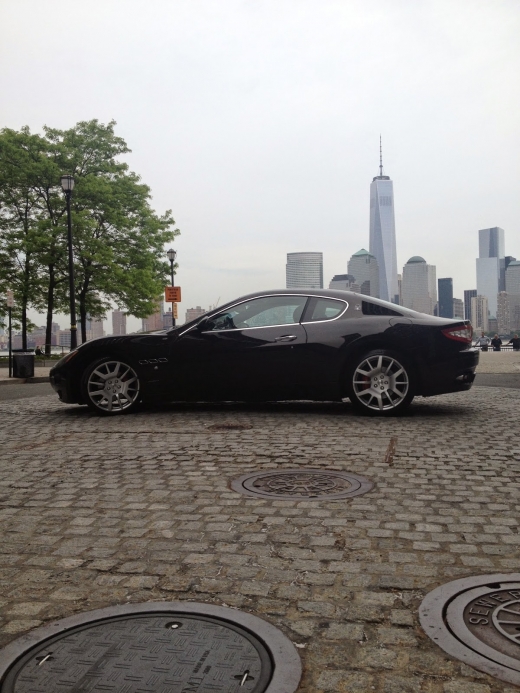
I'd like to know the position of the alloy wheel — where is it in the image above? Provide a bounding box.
[86,360,140,413]
[352,354,409,411]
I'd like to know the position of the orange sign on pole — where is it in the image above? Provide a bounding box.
[173,303,178,319]
[165,286,181,302]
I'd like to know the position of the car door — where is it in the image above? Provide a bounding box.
[190,294,310,401]
[299,296,353,398]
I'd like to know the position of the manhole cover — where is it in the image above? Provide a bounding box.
[231,469,373,500]
[0,603,301,693]
[420,573,520,686]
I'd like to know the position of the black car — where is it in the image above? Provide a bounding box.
[50,289,478,416]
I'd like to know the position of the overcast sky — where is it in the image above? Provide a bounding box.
[1,0,519,332]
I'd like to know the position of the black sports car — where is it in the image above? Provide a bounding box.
[50,289,478,416]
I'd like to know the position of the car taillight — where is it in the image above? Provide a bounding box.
[441,324,473,344]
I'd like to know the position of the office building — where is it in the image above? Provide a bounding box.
[142,300,167,332]
[471,295,489,333]
[506,260,520,294]
[185,306,206,323]
[401,256,437,315]
[453,298,464,319]
[505,262,520,331]
[438,278,454,318]
[347,249,380,297]
[112,310,127,336]
[85,316,104,342]
[328,274,360,293]
[369,140,398,303]
[286,252,323,289]
[497,293,510,334]
[464,290,477,321]
[476,227,505,318]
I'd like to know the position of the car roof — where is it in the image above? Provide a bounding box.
[223,288,360,304]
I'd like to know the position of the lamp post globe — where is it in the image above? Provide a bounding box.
[166,249,177,327]
[62,175,77,349]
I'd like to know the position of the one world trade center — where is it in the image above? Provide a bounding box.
[369,139,398,303]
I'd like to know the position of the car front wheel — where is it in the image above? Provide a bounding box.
[82,357,141,415]
[346,350,414,415]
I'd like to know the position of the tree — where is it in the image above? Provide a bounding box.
[0,120,179,350]
[0,128,52,348]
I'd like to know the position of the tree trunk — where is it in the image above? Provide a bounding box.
[45,267,55,356]
[21,303,27,350]
[79,293,87,344]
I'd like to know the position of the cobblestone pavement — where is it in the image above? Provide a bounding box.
[0,387,519,693]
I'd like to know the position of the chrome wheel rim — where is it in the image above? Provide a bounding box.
[353,355,409,411]
[87,361,140,413]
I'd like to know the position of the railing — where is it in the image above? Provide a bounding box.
[474,344,518,351]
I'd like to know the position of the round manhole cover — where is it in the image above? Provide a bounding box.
[0,603,301,693]
[420,573,520,686]
[231,469,373,500]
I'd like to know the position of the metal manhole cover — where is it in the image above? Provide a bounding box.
[420,573,520,686]
[0,603,301,693]
[231,469,373,500]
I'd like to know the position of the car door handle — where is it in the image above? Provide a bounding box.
[274,335,297,342]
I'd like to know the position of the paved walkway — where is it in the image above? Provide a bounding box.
[0,387,518,692]
[0,367,51,384]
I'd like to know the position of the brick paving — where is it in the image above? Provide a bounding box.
[0,387,519,692]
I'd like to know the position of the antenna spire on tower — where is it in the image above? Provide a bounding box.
[379,135,383,177]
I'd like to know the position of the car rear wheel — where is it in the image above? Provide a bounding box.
[346,350,414,416]
[82,357,141,415]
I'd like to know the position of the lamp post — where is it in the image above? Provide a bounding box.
[166,248,177,327]
[61,175,77,350]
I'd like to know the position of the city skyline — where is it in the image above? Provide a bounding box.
[5,2,518,334]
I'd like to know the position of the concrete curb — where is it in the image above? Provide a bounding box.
[0,377,50,387]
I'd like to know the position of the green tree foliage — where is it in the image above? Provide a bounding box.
[0,120,178,350]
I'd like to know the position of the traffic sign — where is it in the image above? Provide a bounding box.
[173,303,178,319]
[6,290,14,308]
[165,286,181,302]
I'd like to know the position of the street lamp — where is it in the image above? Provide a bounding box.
[166,248,177,327]
[61,175,77,349]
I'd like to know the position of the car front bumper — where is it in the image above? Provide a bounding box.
[49,369,82,404]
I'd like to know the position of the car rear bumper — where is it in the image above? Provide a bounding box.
[419,348,479,396]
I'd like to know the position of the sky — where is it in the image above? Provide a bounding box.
[1,0,519,332]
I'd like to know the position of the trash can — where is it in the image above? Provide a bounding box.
[12,350,35,378]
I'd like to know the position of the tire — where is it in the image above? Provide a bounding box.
[346,349,415,416]
[81,357,141,416]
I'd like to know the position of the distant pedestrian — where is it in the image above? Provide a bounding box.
[491,334,502,351]
[507,334,520,351]
[35,347,42,356]
[474,332,491,351]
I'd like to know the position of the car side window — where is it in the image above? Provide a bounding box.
[305,298,347,322]
[204,296,308,331]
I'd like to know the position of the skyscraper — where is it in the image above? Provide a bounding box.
[347,249,380,297]
[438,278,454,318]
[401,256,437,315]
[453,298,464,319]
[464,290,477,321]
[112,310,127,336]
[476,227,505,318]
[471,295,489,333]
[328,275,360,292]
[369,139,398,303]
[286,252,323,289]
